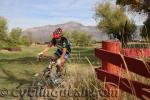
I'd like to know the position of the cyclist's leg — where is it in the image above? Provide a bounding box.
[47,49,59,81]
[57,53,70,77]
[54,48,70,76]
[53,49,61,75]
[59,53,69,67]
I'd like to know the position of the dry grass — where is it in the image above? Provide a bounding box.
[28,62,119,100]
[119,44,150,100]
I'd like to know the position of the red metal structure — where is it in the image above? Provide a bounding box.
[95,41,150,99]
[123,48,150,58]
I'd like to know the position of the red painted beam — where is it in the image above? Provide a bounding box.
[95,68,150,100]
[95,48,150,78]
[123,48,150,58]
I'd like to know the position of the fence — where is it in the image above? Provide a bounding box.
[123,48,150,58]
[95,41,150,99]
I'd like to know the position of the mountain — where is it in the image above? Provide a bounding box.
[22,21,109,42]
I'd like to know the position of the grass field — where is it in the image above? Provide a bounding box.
[0,44,149,100]
[0,45,102,100]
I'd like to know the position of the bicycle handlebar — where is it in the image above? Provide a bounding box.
[37,54,57,62]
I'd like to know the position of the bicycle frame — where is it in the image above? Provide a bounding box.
[47,60,58,80]
[32,56,67,89]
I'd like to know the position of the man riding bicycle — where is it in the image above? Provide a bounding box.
[38,27,71,78]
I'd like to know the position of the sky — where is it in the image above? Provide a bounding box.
[0,0,148,30]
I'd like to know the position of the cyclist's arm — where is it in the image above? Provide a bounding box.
[41,42,53,55]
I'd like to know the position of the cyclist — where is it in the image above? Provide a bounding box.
[38,27,71,78]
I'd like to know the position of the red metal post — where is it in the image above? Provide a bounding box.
[102,41,121,99]
[102,41,121,74]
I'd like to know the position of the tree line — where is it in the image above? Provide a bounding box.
[0,16,95,48]
[0,17,30,49]
[63,31,95,47]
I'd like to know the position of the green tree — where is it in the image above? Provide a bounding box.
[71,31,81,46]
[9,27,22,45]
[0,17,8,49]
[63,31,72,41]
[141,18,150,40]
[95,3,136,47]
[116,0,150,13]
[71,31,94,47]
[19,36,30,46]
[116,0,150,40]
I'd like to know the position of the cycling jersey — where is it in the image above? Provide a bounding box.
[50,37,71,55]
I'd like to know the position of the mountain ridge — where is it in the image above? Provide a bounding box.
[22,21,109,42]
[22,21,143,42]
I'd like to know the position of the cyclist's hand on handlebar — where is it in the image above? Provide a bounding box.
[37,52,43,56]
[37,52,44,62]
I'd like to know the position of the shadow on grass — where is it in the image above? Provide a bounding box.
[0,56,49,65]
[71,48,93,54]
[0,56,100,65]
[0,67,33,88]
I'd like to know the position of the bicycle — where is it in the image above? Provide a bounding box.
[31,54,67,89]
